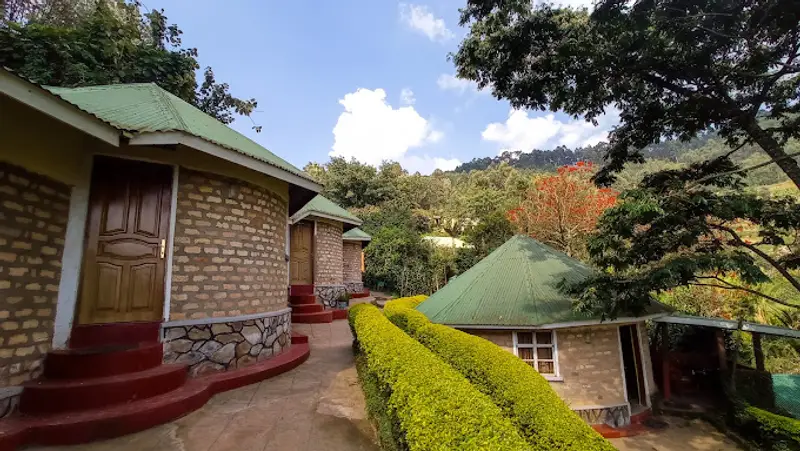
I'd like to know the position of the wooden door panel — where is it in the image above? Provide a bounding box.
[78,157,172,324]
[290,222,313,285]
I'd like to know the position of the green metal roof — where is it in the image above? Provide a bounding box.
[343,227,371,241]
[290,195,362,226]
[417,235,668,327]
[45,83,314,183]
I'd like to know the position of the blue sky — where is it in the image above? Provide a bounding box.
[150,0,611,174]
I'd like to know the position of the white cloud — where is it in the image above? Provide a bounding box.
[400,88,416,105]
[403,155,461,174]
[482,109,618,154]
[399,3,453,42]
[437,73,484,95]
[331,88,444,168]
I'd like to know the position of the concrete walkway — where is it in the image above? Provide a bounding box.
[31,321,378,451]
[610,416,742,450]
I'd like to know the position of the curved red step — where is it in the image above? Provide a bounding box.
[289,294,317,305]
[351,290,371,299]
[291,310,333,324]
[44,342,163,380]
[21,364,188,415]
[0,343,310,449]
[290,303,324,314]
[69,322,160,349]
[332,309,348,320]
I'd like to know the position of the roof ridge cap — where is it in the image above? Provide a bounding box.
[150,84,190,131]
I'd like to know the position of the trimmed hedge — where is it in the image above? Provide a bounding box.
[348,303,529,451]
[735,405,800,451]
[384,297,615,451]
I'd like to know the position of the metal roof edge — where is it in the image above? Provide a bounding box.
[445,313,670,330]
[653,314,800,339]
[289,211,362,226]
[129,131,322,192]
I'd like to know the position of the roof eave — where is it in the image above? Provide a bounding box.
[289,211,362,227]
[343,237,371,242]
[129,131,322,193]
[1,69,120,146]
[441,312,670,330]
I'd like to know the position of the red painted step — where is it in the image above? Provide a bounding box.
[291,332,309,344]
[332,309,348,320]
[0,343,310,450]
[44,342,163,380]
[21,364,188,415]
[289,294,317,305]
[289,303,324,314]
[351,289,371,299]
[290,284,314,296]
[291,310,333,324]
[69,322,160,349]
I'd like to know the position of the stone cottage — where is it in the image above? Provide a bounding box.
[0,69,321,447]
[416,235,670,428]
[342,227,371,294]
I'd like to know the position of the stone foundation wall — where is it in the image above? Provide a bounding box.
[575,405,630,427]
[170,169,288,320]
[342,242,362,284]
[344,282,363,294]
[162,310,291,376]
[0,162,68,397]
[313,220,343,285]
[314,284,346,308]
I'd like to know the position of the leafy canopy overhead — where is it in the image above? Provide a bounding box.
[455,0,800,188]
[0,0,257,126]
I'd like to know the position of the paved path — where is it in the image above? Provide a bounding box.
[32,321,378,451]
[610,416,742,450]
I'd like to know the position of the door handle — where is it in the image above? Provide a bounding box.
[160,239,166,259]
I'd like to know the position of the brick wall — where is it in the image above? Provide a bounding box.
[313,220,343,285]
[0,162,68,388]
[170,169,288,320]
[553,326,626,407]
[342,242,362,283]
[467,326,626,408]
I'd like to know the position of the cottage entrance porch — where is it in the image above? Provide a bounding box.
[77,156,173,325]
[620,324,648,413]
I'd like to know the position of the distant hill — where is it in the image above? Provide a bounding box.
[453,134,717,173]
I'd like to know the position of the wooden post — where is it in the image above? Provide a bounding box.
[753,332,765,372]
[659,322,671,401]
[715,329,728,371]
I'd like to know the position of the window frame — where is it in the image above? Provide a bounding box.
[513,330,561,381]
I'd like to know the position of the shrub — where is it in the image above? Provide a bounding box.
[384,299,615,451]
[348,303,529,451]
[735,405,800,451]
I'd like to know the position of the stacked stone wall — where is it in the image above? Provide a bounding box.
[313,220,343,284]
[0,162,69,416]
[342,241,363,293]
[170,169,288,320]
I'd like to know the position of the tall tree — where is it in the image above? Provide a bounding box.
[0,0,257,125]
[454,0,800,188]
[508,162,617,257]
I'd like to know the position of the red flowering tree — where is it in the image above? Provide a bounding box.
[508,162,617,258]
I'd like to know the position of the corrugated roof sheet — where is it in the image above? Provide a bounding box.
[417,235,667,327]
[291,195,362,225]
[45,83,313,182]
[343,227,371,241]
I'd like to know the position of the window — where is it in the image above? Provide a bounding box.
[514,331,559,379]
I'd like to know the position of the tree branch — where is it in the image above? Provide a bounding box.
[709,223,800,294]
[689,279,800,309]
[688,150,800,188]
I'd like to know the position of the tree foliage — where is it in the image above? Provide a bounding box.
[0,0,256,125]
[509,162,617,258]
[455,0,800,188]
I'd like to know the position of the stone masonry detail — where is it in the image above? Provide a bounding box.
[342,242,362,294]
[162,311,291,376]
[313,220,343,285]
[0,162,68,392]
[171,170,288,320]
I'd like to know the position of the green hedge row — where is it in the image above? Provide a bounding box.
[347,303,530,451]
[735,405,800,451]
[384,297,615,451]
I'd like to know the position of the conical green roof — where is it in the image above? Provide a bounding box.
[417,235,665,327]
[290,195,362,226]
[343,227,371,241]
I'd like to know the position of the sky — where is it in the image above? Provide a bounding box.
[149,0,614,174]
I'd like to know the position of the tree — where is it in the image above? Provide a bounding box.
[454,0,800,188]
[0,0,256,125]
[304,158,397,208]
[565,157,800,318]
[508,162,617,258]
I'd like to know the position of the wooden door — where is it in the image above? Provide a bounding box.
[290,222,313,285]
[78,156,173,324]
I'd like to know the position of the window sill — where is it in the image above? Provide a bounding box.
[544,376,564,382]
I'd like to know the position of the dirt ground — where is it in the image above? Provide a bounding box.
[610,416,743,450]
